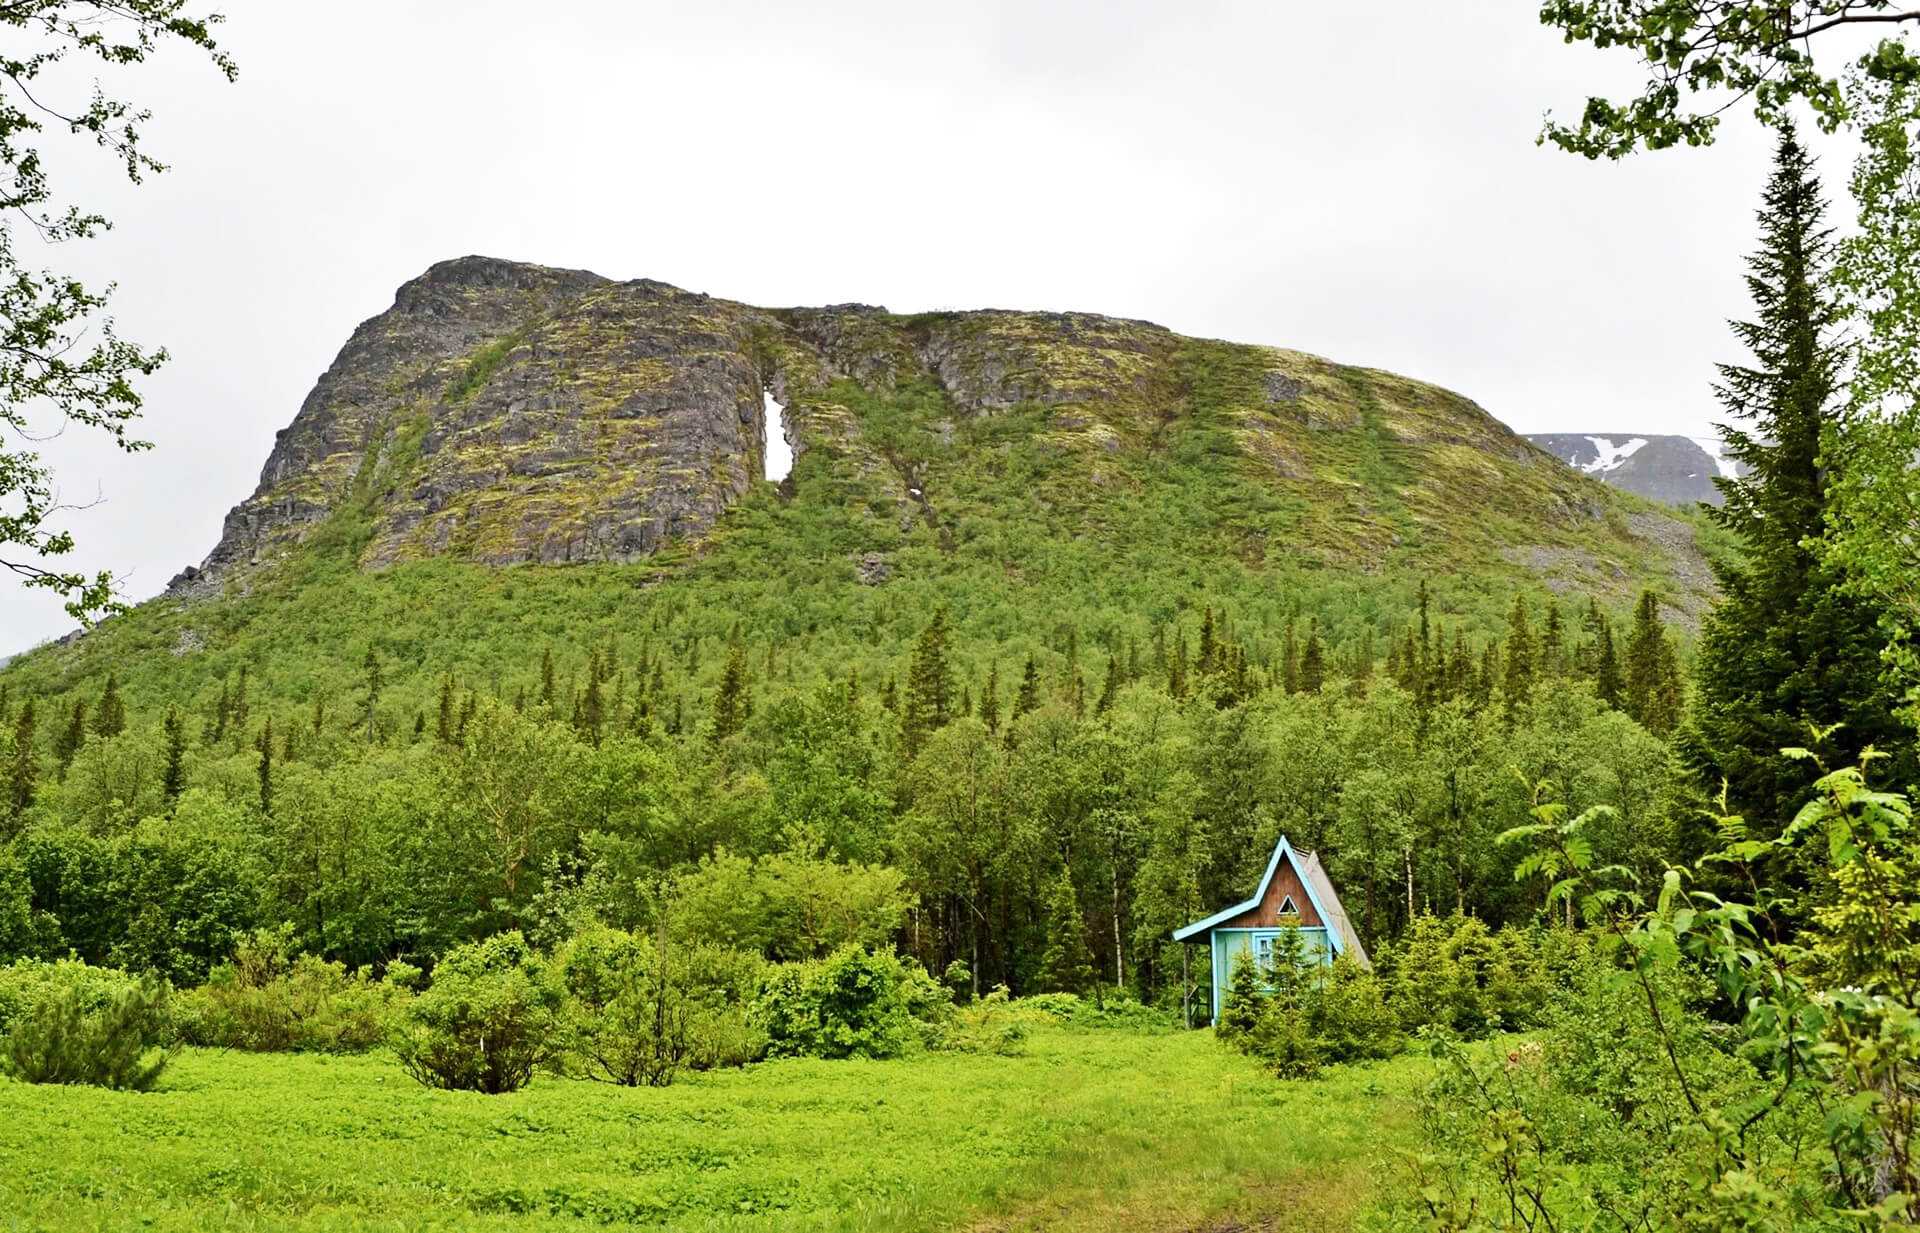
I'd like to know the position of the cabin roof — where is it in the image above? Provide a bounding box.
[1171,833,1370,967]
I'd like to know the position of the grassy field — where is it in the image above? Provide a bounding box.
[0,1023,1428,1232]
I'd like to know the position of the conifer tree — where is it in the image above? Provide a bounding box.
[436,674,456,745]
[539,647,557,714]
[1035,866,1096,995]
[1624,592,1683,737]
[208,677,230,745]
[1097,653,1121,714]
[1540,605,1566,679]
[579,669,605,747]
[901,609,955,758]
[1592,617,1625,710]
[8,701,35,817]
[1014,655,1041,719]
[310,693,325,739]
[1281,619,1300,694]
[1475,645,1497,711]
[1300,620,1326,694]
[710,641,751,748]
[160,705,186,809]
[979,662,1001,736]
[1686,126,1913,826]
[1197,607,1219,676]
[1502,596,1535,722]
[92,673,125,739]
[361,648,383,744]
[232,665,250,739]
[257,716,274,816]
[54,698,86,774]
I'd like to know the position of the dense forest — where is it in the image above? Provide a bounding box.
[13,3,1920,1231]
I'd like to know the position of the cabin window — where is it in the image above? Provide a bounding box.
[1278,894,1297,916]
[1254,935,1275,967]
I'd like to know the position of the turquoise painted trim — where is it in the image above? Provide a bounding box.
[1173,834,1346,959]
[1171,836,1295,941]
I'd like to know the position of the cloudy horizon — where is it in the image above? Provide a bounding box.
[4,1,1813,650]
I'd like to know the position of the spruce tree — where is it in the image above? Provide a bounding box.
[54,698,86,774]
[1035,866,1096,995]
[901,609,955,758]
[92,673,125,739]
[1686,126,1912,828]
[1096,653,1120,714]
[160,705,186,809]
[1013,655,1041,719]
[539,647,557,713]
[980,662,1001,736]
[1501,596,1535,722]
[7,701,35,817]
[1592,618,1625,710]
[361,647,383,744]
[1197,607,1219,676]
[257,716,274,816]
[1540,605,1566,679]
[231,665,250,738]
[1625,592,1683,736]
[1281,619,1300,694]
[1300,620,1326,694]
[579,669,605,747]
[436,673,456,744]
[710,641,751,748]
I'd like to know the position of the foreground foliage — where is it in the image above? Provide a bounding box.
[0,1021,1427,1232]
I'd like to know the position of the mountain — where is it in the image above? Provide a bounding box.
[1524,433,1742,507]
[9,257,1715,713]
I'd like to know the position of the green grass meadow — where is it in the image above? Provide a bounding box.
[0,1024,1427,1233]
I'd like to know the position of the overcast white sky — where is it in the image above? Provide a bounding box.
[4,1,1800,649]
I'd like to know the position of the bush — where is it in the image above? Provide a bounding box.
[754,946,946,1060]
[391,932,560,1093]
[1019,989,1175,1032]
[1379,915,1558,1039]
[1214,951,1265,1044]
[555,926,762,1086]
[173,930,411,1052]
[1309,956,1401,1064]
[0,959,175,1089]
[929,987,1030,1056]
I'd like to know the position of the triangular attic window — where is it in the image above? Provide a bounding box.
[1278,895,1297,916]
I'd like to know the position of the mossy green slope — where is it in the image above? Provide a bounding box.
[6,258,1713,714]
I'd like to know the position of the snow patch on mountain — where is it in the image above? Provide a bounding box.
[1688,436,1739,478]
[1583,436,1648,474]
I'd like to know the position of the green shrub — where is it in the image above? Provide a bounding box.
[554,926,761,1086]
[174,931,411,1052]
[1019,990,1175,1032]
[391,932,560,1094]
[0,959,175,1089]
[929,987,1030,1056]
[1309,956,1401,1063]
[1247,1004,1323,1078]
[1379,915,1556,1039]
[1214,951,1265,1044]
[754,946,946,1060]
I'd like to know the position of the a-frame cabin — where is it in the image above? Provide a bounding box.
[1172,834,1370,1022]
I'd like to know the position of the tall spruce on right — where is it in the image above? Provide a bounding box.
[1687,127,1913,836]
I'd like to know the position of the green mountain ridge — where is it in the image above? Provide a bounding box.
[7,255,1714,714]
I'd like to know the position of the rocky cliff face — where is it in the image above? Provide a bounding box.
[1525,433,1742,506]
[175,257,1709,610]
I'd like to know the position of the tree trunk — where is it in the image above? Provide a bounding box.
[1111,862,1124,987]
